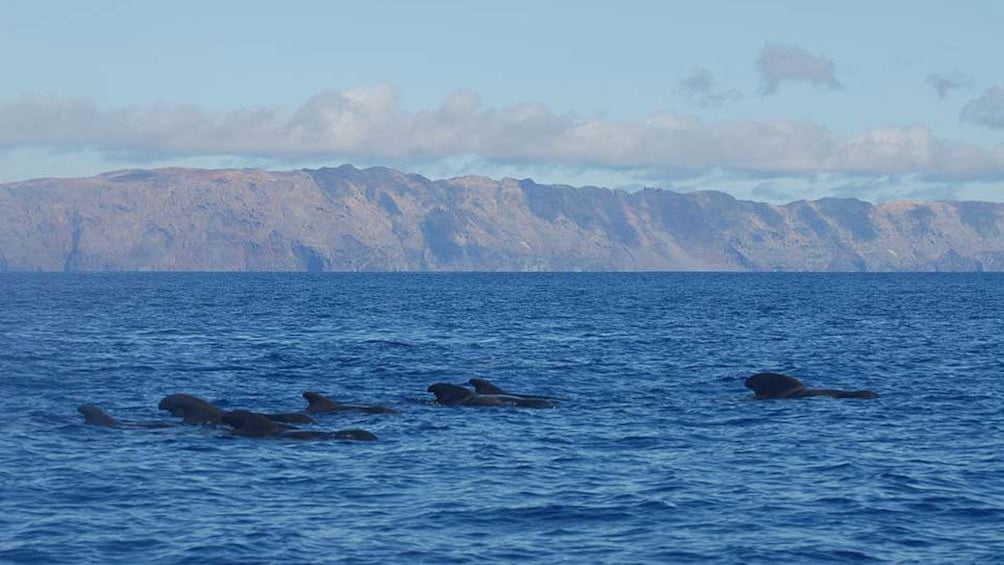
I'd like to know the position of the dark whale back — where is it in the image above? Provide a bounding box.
[745,372,879,400]
[428,382,557,408]
[302,391,397,414]
[78,404,120,427]
[79,404,175,428]
[468,377,558,402]
[158,393,224,424]
[265,412,315,425]
[745,372,806,399]
[302,391,338,413]
[222,410,377,441]
[221,410,290,437]
[427,383,476,405]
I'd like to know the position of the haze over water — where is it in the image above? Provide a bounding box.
[2,273,1002,563]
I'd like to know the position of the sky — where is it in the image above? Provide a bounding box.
[1,0,1003,203]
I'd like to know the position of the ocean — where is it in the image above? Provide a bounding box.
[1,273,1002,563]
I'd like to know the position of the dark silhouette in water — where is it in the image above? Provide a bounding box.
[220,410,378,441]
[467,377,558,401]
[262,412,316,425]
[158,394,224,424]
[744,372,879,399]
[78,404,175,428]
[427,383,557,408]
[302,391,397,414]
[159,393,316,425]
[220,410,293,437]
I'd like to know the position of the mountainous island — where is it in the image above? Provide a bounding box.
[1,165,1002,272]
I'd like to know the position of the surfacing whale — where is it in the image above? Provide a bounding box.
[262,412,316,425]
[467,377,558,401]
[744,372,879,400]
[78,404,175,428]
[302,391,397,414]
[158,394,224,424]
[159,393,316,425]
[427,383,557,408]
[220,410,377,441]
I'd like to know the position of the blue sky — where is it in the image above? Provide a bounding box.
[1,0,1002,202]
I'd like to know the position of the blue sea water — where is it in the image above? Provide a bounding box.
[1,273,1002,564]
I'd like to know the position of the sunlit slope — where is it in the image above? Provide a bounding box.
[1,165,1002,271]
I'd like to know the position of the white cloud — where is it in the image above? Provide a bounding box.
[961,87,1004,130]
[756,43,841,95]
[1,86,1003,182]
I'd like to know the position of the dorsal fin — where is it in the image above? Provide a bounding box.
[302,391,337,413]
[468,377,506,395]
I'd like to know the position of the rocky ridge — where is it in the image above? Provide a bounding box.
[1,165,1002,272]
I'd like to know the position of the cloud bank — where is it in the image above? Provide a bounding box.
[756,43,841,94]
[2,86,1003,181]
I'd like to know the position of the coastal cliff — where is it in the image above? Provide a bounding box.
[1,165,1002,271]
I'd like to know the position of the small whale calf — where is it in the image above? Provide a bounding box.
[302,391,397,414]
[745,372,879,400]
[427,380,557,408]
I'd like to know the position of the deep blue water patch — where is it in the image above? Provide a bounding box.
[1,273,1003,563]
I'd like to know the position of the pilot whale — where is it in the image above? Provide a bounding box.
[427,383,557,408]
[159,393,316,424]
[467,377,558,401]
[302,391,397,414]
[158,394,224,424]
[744,372,879,400]
[78,404,175,428]
[220,410,377,441]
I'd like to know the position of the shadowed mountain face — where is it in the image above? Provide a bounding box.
[1,165,1003,272]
